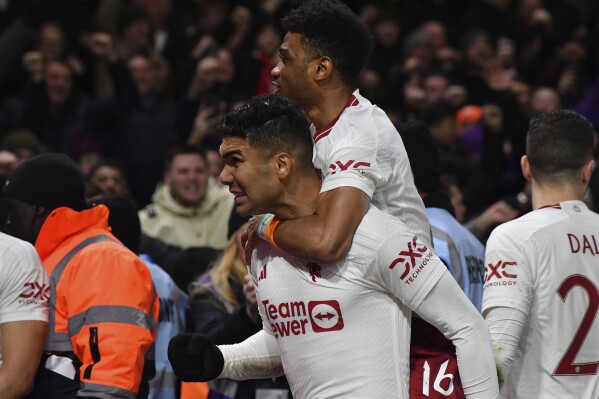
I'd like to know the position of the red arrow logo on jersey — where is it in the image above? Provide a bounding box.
[315,312,335,321]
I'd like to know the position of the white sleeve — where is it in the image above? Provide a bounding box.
[320,123,383,197]
[484,306,527,386]
[0,243,49,324]
[375,232,446,310]
[414,272,499,399]
[217,329,284,380]
[218,248,284,380]
[482,226,532,315]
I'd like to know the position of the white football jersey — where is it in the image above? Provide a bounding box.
[251,205,446,398]
[311,90,431,247]
[483,200,599,399]
[0,232,49,367]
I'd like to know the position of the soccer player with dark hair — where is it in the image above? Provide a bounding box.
[247,0,431,264]
[483,110,599,397]
[168,94,499,399]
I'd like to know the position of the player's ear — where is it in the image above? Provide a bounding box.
[582,159,594,186]
[313,56,333,82]
[521,155,533,181]
[275,152,292,180]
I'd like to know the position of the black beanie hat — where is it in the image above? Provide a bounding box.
[397,120,442,194]
[2,153,86,210]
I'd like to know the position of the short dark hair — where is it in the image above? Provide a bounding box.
[527,110,595,183]
[217,94,313,170]
[164,144,206,170]
[281,0,371,87]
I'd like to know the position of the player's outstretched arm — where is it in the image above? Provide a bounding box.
[169,330,284,382]
[256,186,370,264]
[218,329,284,380]
[415,273,500,399]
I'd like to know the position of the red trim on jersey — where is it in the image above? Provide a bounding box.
[539,204,561,209]
[313,95,359,144]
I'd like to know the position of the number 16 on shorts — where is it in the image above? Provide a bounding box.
[411,357,465,399]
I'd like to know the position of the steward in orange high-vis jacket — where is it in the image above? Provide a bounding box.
[2,153,159,399]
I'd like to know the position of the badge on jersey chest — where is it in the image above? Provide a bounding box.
[307,262,321,282]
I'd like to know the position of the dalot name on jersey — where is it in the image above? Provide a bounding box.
[261,299,344,338]
[567,233,599,255]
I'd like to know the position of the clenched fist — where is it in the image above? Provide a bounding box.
[168,333,224,382]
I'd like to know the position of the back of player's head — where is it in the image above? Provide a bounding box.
[217,94,313,170]
[281,0,371,88]
[527,110,595,183]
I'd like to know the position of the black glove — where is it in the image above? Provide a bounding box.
[168,333,224,382]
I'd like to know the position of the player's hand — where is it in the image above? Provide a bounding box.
[241,216,263,265]
[168,333,224,382]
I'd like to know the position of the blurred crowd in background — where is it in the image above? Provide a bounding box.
[0,0,596,268]
[1,1,599,397]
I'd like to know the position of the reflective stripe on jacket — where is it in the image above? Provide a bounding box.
[36,205,159,398]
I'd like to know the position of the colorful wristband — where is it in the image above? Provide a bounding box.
[256,213,282,249]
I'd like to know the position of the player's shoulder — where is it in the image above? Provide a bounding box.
[334,92,397,138]
[0,232,37,259]
[353,206,413,250]
[0,232,42,274]
[488,208,564,247]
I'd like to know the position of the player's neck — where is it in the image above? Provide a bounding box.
[531,183,585,210]
[305,86,355,130]
[272,173,321,220]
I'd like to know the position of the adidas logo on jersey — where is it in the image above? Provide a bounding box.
[258,264,267,281]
